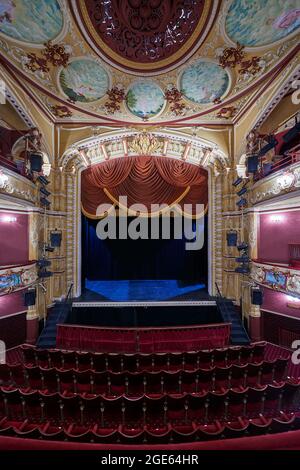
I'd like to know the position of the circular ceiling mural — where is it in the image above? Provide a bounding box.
[73,0,217,74]
[180,60,230,104]
[225,0,300,47]
[0,0,63,44]
[59,59,109,103]
[126,81,165,119]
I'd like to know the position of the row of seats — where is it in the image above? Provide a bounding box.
[0,413,299,444]
[21,343,270,372]
[1,383,299,425]
[0,359,290,397]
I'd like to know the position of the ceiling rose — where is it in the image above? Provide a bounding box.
[72,0,217,75]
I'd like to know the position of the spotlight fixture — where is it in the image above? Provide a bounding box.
[236,197,247,207]
[39,270,53,278]
[40,197,50,208]
[40,187,51,197]
[232,177,243,187]
[258,136,278,157]
[37,175,49,185]
[237,186,248,197]
[235,256,250,263]
[37,259,52,268]
[50,230,62,248]
[44,245,54,253]
[235,265,250,274]
[237,242,248,251]
[29,152,43,172]
[251,286,263,305]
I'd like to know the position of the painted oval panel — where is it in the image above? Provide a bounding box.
[225,0,300,47]
[59,59,109,103]
[0,0,63,44]
[180,60,230,104]
[126,81,165,119]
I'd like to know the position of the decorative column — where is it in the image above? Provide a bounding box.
[26,306,40,344]
[248,305,262,341]
[247,210,261,341]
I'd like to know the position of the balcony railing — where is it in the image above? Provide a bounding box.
[254,145,300,182]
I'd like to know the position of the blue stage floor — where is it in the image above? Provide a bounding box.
[83,280,207,302]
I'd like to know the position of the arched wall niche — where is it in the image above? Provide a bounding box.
[60,130,228,297]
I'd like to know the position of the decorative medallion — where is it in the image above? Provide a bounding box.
[105,86,125,114]
[0,0,63,44]
[165,86,187,116]
[72,0,217,74]
[42,41,70,67]
[225,0,300,48]
[129,131,162,155]
[180,60,230,104]
[51,104,73,118]
[59,59,109,103]
[218,43,245,69]
[126,81,165,119]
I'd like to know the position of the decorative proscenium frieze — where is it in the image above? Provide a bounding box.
[251,261,300,297]
[0,166,37,204]
[0,263,38,295]
[251,163,300,206]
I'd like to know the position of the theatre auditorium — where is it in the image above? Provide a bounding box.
[0,0,300,451]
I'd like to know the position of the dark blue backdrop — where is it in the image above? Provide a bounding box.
[82,215,208,283]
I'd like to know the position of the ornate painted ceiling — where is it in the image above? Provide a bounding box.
[0,0,299,128]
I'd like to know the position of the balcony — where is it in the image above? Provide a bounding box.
[254,145,300,182]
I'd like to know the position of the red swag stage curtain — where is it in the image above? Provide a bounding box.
[81,156,208,218]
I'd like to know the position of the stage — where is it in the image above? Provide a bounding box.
[77,279,210,303]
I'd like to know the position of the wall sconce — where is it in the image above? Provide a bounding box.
[286,295,300,309]
[270,215,284,223]
[1,215,17,223]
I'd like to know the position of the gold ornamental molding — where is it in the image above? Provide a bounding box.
[0,263,38,295]
[0,166,37,205]
[251,261,300,297]
[251,162,300,206]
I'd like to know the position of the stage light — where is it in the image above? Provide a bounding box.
[237,242,248,251]
[282,121,300,143]
[24,289,36,307]
[37,259,51,268]
[226,230,238,247]
[44,245,54,253]
[235,256,250,263]
[39,270,53,278]
[37,175,49,185]
[232,177,243,187]
[40,186,51,197]
[237,186,248,197]
[258,136,278,157]
[235,265,250,274]
[236,197,247,207]
[40,197,50,208]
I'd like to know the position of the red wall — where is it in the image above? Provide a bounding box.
[0,291,26,319]
[0,313,26,349]
[261,288,300,320]
[258,210,300,264]
[0,211,29,266]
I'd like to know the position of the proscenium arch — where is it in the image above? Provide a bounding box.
[60,130,228,297]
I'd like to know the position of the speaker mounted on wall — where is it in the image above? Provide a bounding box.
[251,287,263,306]
[50,230,62,248]
[29,152,43,172]
[24,288,36,307]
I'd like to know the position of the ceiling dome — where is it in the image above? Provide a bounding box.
[72,0,217,75]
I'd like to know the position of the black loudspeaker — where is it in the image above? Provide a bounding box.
[24,289,36,306]
[29,153,43,172]
[251,287,263,305]
[227,231,238,247]
[247,155,258,173]
[50,231,62,247]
